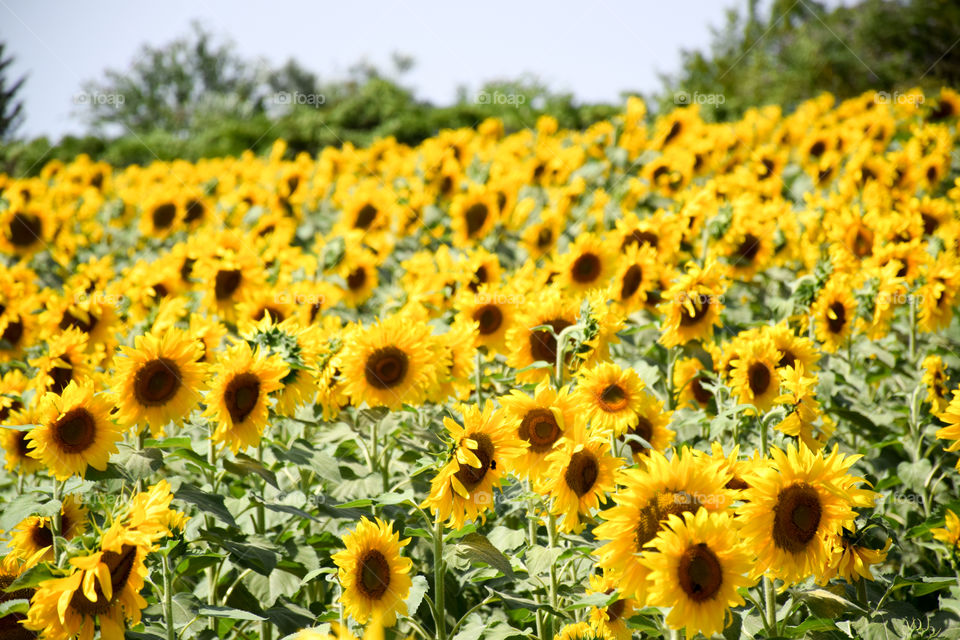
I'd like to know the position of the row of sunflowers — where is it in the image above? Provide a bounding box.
[2,87,960,640]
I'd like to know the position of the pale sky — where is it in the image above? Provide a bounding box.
[1,0,751,139]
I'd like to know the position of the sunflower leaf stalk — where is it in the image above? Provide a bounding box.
[433,514,447,640]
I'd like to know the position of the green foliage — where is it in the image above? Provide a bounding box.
[663,0,960,119]
[0,42,25,142]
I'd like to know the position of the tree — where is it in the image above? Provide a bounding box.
[0,42,26,141]
[79,22,266,134]
[663,0,960,120]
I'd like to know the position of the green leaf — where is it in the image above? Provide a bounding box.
[405,575,428,615]
[197,605,266,621]
[176,483,237,527]
[0,598,28,617]
[798,588,866,618]
[213,538,280,576]
[5,562,62,591]
[143,437,192,449]
[456,533,515,579]
[0,494,60,532]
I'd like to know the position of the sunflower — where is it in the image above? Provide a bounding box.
[674,356,715,410]
[932,509,960,551]
[558,234,614,293]
[917,255,960,333]
[729,337,782,413]
[193,232,265,322]
[338,247,380,308]
[658,260,727,348]
[450,188,499,247]
[422,402,523,530]
[8,496,88,564]
[27,380,121,481]
[337,314,437,410]
[0,554,35,640]
[540,425,621,533]
[455,284,518,354]
[821,526,891,584]
[204,342,289,453]
[586,572,635,640]
[123,480,189,537]
[766,323,820,373]
[2,406,43,475]
[641,509,757,638]
[241,315,323,416]
[812,276,857,353]
[922,355,951,415]
[499,381,577,481]
[113,328,207,436]
[0,205,52,257]
[29,328,92,396]
[620,388,674,460]
[330,517,412,627]
[574,362,647,436]
[593,449,730,603]
[737,444,877,586]
[24,524,151,640]
[608,244,657,313]
[430,318,477,403]
[554,621,612,640]
[775,364,831,450]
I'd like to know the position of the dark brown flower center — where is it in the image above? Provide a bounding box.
[678,295,711,327]
[518,408,561,454]
[571,253,602,284]
[8,213,42,248]
[772,482,823,553]
[59,309,98,334]
[733,234,760,264]
[151,203,177,229]
[49,355,73,395]
[184,200,206,223]
[691,375,712,405]
[678,543,723,602]
[454,433,494,491]
[598,384,628,412]
[636,491,702,551]
[364,346,409,390]
[474,304,503,336]
[353,204,378,230]
[536,228,553,249]
[1,315,24,347]
[53,408,97,454]
[620,265,643,299]
[464,203,489,236]
[215,269,243,301]
[347,267,367,291]
[826,301,847,334]
[224,372,261,424]
[564,450,599,497]
[622,230,659,251]
[356,549,390,599]
[529,319,573,364]
[69,544,137,616]
[747,362,771,396]
[30,521,54,550]
[0,574,36,640]
[134,358,183,407]
[625,416,653,456]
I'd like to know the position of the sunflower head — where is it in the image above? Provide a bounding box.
[331,517,413,627]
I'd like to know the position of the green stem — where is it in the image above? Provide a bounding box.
[51,480,64,566]
[528,500,544,640]
[207,431,218,630]
[666,347,677,410]
[856,576,867,607]
[908,293,916,362]
[546,513,559,640]
[434,515,447,640]
[163,553,176,640]
[764,576,777,634]
[475,351,483,404]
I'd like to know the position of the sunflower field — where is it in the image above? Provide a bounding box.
[2,87,960,640]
